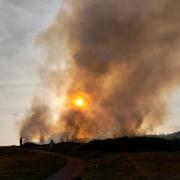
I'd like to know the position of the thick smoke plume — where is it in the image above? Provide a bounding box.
[20,97,52,142]
[20,0,180,142]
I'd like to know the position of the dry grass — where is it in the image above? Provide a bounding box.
[0,146,65,180]
[83,152,180,180]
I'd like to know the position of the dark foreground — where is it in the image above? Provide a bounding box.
[82,151,180,179]
[1,137,180,179]
[40,137,180,179]
[0,146,65,180]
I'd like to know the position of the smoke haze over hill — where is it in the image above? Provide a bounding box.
[20,0,180,142]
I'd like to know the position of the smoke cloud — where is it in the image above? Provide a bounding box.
[20,97,52,142]
[20,0,180,142]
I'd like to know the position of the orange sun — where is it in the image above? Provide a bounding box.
[73,96,87,109]
[68,92,91,110]
[74,98,84,107]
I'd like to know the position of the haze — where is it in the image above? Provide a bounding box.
[1,0,180,145]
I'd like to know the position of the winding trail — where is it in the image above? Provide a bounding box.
[44,154,86,180]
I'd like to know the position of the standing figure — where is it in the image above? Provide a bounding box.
[50,139,54,149]
[20,137,23,146]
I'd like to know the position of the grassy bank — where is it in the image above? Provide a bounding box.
[82,152,180,179]
[35,137,180,179]
[0,146,65,180]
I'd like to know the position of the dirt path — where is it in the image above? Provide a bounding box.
[44,154,86,180]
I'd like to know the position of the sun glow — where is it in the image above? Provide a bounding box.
[73,96,87,109]
[69,92,91,110]
[75,98,84,107]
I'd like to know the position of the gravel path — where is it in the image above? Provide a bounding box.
[44,154,86,180]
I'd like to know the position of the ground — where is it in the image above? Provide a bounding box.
[37,141,180,179]
[0,146,65,180]
[1,139,180,180]
[82,152,180,180]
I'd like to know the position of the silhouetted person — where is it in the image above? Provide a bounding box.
[50,139,54,149]
[20,137,23,146]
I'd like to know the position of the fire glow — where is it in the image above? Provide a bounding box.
[19,0,180,143]
[74,97,85,107]
[70,92,90,111]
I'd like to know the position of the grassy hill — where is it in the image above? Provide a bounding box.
[36,136,180,180]
[0,146,65,180]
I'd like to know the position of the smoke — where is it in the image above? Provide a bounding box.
[20,0,180,142]
[20,97,52,142]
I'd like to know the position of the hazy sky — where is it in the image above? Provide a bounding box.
[0,0,62,146]
[0,0,180,146]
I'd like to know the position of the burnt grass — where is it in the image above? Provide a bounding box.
[37,136,180,179]
[0,146,65,180]
[3,137,180,179]
[39,136,180,156]
[79,136,180,152]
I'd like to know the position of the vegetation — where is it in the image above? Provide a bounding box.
[82,152,180,180]
[0,146,65,180]
[80,136,180,152]
[38,136,180,179]
[1,136,180,179]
